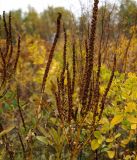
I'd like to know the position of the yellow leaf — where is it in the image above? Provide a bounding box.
[107,151,115,159]
[115,133,121,139]
[125,155,132,160]
[99,117,109,125]
[125,102,137,112]
[128,72,136,78]
[127,115,137,124]
[91,139,100,151]
[98,136,105,144]
[131,124,137,130]
[121,139,130,145]
[101,124,110,133]
[111,115,123,126]
[120,143,126,148]
[106,138,114,143]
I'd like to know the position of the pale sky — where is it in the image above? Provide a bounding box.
[0,0,116,16]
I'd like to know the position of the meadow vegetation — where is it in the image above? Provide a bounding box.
[0,0,137,159]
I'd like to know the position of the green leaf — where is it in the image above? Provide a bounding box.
[110,115,123,126]
[94,131,101,139]
[101,146,109,153]
[36,136,48,145]
[91,139,100,151]
[0,108,3,114]
[107,151,115,159]
[0,148,5,160]
[0,126,15,138]
[3,103,10,110]
[49,128,60,144]
[37,125,47,137]
[5,91,14,99]
[12,99,17,107]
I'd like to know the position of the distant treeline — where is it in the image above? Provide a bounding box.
[0,0,137,41]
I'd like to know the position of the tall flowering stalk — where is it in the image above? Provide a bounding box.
[0,11,21,160]
[81,0,99,108]
[36,13,62,121]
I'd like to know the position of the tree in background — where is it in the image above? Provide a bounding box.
[23,7,40,36]
[118,0,137,34]
[39,6,75,40]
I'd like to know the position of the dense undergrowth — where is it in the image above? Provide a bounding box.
[0,0,137,159]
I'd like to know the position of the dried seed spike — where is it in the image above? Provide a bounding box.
[99,53,116,121]
[8,11,12,43]
[63,25,67,73]
[122,33,134,73]
[66,63,73,123]
[37,13,62,122]
[59,25,67,110]
[41,13,62,94]
[7,12,13,66]
[3,11,9,36]
[60,25,67,92]
[82,0,99,108]
[55,77,64,122]
[86,77,94,112]
[85,39,89,65]
[3,11,9,57]
[7,44,13,67]
[80,39,89,101]
[7,12,13,67]
[92,3,106,120]
[0,48,6,65]
[0,48,6,90]
[72,40,76,94]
